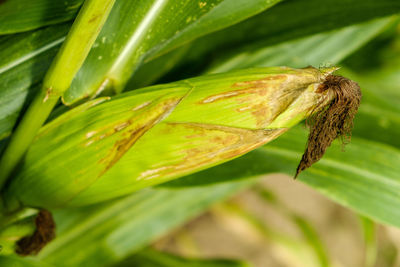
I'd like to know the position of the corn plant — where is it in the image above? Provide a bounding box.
[0,0,399,266]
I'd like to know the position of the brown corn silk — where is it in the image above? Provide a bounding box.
[295,75,362,178]
[16,210,55,256]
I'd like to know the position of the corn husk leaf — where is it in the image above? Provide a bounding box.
[4,67,334,209]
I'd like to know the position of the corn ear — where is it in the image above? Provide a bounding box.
[3,66,337,210]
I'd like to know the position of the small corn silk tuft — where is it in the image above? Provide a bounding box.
[16,210,55,256]
[295,75,362,178]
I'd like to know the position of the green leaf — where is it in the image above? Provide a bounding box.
[168,0,400,79]
[346,74,400,149]
[36,181,253,266]
[158,0,400,61]
[206,16,396,73]
[62,0,282,104]
[291,216,329,267]
[166,126,400,228]
[360,216,377,267]
[339,64,400,149]
[0,0,82,34]
[126,44,192,90]
[0,25,69,140]
[0,255,52,267]
[115,248,251,267]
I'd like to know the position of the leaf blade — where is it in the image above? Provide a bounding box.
[165,126,400,228]
[0,0,82,34]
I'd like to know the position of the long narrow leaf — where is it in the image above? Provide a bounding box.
[165,126,400,228]
[0,25,69,139]
[184,0,400,66]
[115,248,250,267]
[0,0,82,34]
[206,17,396,73]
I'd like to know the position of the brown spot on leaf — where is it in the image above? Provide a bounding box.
[83,102,153,148]
[200,76,282,104]
[92,78,111,99]
[295,75,362,178]
[16,210,55,256]
[233,75,287,88]
[137,122,288,181]
[98,125,148,176]
[132,101,151,111]
[199,74,307,129]
[88,14,101,23]
[251,103,270,127]
[200,90,245,103]
[98,99,181,176]
[43,87,53,103]
[114,122,130,132]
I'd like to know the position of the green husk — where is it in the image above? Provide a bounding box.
[3,66,336,210]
